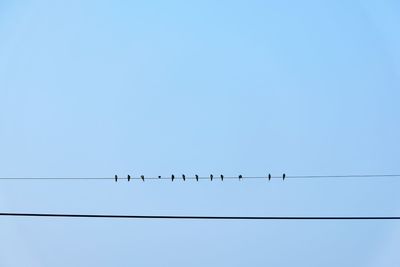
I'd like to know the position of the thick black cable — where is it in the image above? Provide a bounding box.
[0,213,399,220]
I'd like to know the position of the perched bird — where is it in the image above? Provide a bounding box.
[115,175,118,182]
[268,174,271,181]
[210,174,213,181]
[220,175,224,181]
[195,175,199,181]
[182,174,186,181]
[171,174,175,182]
[158,176,161,179]
[141,175,145,182]
[283,173,286,180]
[127,175,131,182]
[239,175,243,180]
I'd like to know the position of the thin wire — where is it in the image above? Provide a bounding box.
[0,174,400,180]
[0,212,399,220]
[288,174,400,178]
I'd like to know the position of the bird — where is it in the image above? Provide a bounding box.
[158,176,161,179]
[127,175,131,182]
[171,174,175,182]
[115,175,118,182]
[239,175,243,180]
[268,174,271,181]
[182,174,186,181]
[220,175,224,181]
[210,174,213,181]
[141,175,145,182]
[195,175,199,181]
[283,173,286,180]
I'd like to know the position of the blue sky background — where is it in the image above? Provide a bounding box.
[0,1,400,266]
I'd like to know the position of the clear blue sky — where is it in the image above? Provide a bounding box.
[1,1,400,266]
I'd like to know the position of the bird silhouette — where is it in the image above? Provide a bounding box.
[158,176,161,179]
[283,173,286,180]
[127,175,131,182]
[239,175,243,180]
[171,174,175,182]
[220,175,224,181]
[195,175,199,181]
[210,174,213,181]
[268,174,271,181]
[115,175,118,182]
[141,175,145,182]
[182,174,186,181]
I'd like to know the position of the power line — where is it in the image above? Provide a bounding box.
[288,174,400,178]
[0,212,399,220]
[0,174,399,181]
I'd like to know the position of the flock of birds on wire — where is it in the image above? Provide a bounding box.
[114,173,286,182]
